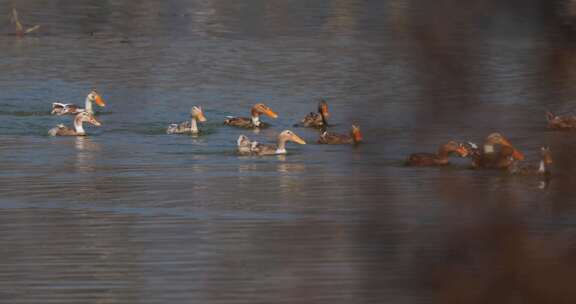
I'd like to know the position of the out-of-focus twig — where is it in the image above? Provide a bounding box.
[9,8,40,37]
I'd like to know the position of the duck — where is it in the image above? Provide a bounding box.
[237,130,306,155]
[300,98,329,128]
[224,103,278,128]
[318,124,362,145]
[9,8,40,37]
[545,111,576,130]
[467,133,525,169]
[507,146,553,176]
[166,106,207,135]
[48,112,102,136]
[51,89,106,116]
[406,141,469,166]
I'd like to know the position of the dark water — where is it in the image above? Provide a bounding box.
[2,1,576,303]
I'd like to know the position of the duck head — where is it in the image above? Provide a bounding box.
[485,133,524,160]
[541,146,553,165]
[351,124,363,143]
[318,98,330,118]
[77,112,102,127]
[191,106,207,122]
[279,130,306,145]
[440,141,469,157]
[251,103,278,119]
[88,89,106,107]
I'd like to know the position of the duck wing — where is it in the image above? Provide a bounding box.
[224,117,251,127]
[301,112,325,128]
[51,103,81,115]
[48,124,75,136]
[251,143,278,155]
[167,121,192,134]
[318,132,352,144]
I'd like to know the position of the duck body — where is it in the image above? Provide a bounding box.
[466,133,525,169]
[48,112,101,136]
[237,130,306,156]
[406,141,468,166]
[318,124,362,145]
[508,147,553,177]
[167,121,197,134]
[545,111,576,130]
[224,117,270,129]
[167,106,207,135]
[224,103,278,129]
[51,90,106,116]
[300,99,329,128]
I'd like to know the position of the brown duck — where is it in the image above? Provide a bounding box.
[48,112,102,136]
[318,124,362,145]
[466,133,525,169]
[406,141,469,166]
[545,111,576,130]
[508,146,553,177]
[224,103,278,129]
[300,98,329,128]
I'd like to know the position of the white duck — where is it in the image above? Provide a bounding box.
[51,89,106,116]
[166,106,207,135]
[237,130,306,156]
[48,112,102,136]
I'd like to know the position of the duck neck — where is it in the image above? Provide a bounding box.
[190,116,198,133]
[251,114,261,127]
[74,116,85,135]
[276,137,287,154]
[437,146,450,159]
[85,96,93,114]
[320,111,328,125]
[538,160,550,175]
[250,108,262,127]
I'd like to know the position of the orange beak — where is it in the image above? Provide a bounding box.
[264,108,278,119]
[512,149,525,161]
[291,134,306,145]
[197,112,207,122]
[457,146,469,157]
[94,94,106,107]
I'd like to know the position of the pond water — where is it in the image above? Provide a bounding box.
[2,0,576,303]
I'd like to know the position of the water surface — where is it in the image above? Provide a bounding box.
[2,1,576,303]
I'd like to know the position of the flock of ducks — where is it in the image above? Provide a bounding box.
[16,7,557,178]
[47,90,362,156]
[405,127,557,178]
[46,89,569,179]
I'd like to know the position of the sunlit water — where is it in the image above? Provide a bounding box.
[2,1,576,303]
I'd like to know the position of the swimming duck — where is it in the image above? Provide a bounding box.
[469,133,525,169]
[166,106,207,135]
[318,124,362,145]
[300,98,329,128]
[51,89,106,116]
[237,130,306,155]
[48,112,101,136]
[406,141,469,166]
[545,111,576,130]
[508,146,553,176]
[224,103,278,128]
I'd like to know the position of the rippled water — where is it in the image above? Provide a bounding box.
[3,1,576,303]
